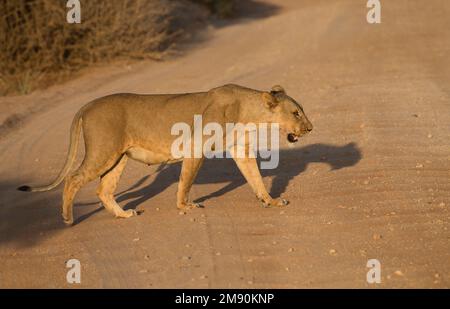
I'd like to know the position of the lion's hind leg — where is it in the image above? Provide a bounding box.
[96,155,137,219]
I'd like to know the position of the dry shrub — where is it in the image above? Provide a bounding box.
[0,0,233,95]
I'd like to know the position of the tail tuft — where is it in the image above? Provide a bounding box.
[17,185,32,192]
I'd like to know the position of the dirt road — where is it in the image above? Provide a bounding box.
[0,0,449,288]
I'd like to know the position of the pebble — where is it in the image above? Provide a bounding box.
[144,255,150,260]
[416,163,424,168]
[139,269,148,274]
[373,233,382,240]
[179,211,186,215]
[181,256,192,261]
[247,258,253,262]
[363,180,370,185]
[189,218,196,222]
[215,252,221,256]
[280,210,285,215]
[185,244,191,248]
[288,248,294,253]
[439,202,445,207]
[394,270,404,276]
[132,238,140,242]
[329,249,337,256]
[427,134,433,138]
[156,207,160,211]
[200,275,208,280]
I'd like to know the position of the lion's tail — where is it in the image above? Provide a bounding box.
[17,110,83,193]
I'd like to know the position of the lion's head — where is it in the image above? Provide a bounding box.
[261,85,313,143]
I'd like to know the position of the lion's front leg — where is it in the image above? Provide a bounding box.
[231,155,289,208]
[177,157,204,211]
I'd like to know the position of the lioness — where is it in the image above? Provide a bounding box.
[18,84,312,225]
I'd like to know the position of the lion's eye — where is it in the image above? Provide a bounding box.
[293,111,300,118]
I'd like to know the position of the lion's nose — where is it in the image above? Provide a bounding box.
[307,122,313,132]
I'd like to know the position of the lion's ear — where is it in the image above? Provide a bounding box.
[262,92,279,109]
[270,85,286,96]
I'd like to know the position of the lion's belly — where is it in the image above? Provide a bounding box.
[126,147,180,165]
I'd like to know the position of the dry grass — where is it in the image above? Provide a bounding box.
[0,0,235,95]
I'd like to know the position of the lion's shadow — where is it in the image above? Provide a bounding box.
[111,142,361,211]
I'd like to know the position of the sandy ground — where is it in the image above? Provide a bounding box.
[0,0,449,288]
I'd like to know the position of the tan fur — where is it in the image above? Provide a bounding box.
[18,84,313,225]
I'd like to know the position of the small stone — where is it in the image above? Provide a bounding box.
[280,210,285,215]
[439,202,445,207]
[247,280,253,285]
[144,255,150,260]
[200,275,208,280]
[427,134,433,138]
[189,218,196,222]
[373,233,382,240]
[201,214,206,218]
[185,244,191,248]
[272,241,278,245]
[285,267,290,271]
[181,256,191,261]
[329,249,337,256]
[416,163,424,168]
[215,252,221,256]
[139,269,148,274]
[326,221,333,225]
[132,238,140,242]
[363,180,370,185]
[434,273,440,278]
[247,258,253,262]
[394,270,404,276]
[156,207,160,211]
[179,211,186,215]
[288,248,294,253]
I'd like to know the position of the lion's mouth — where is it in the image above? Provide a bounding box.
[287,133,299,143]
